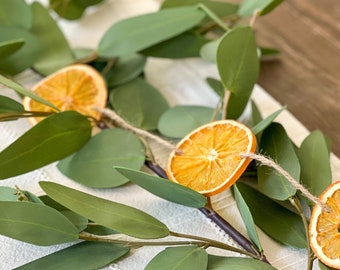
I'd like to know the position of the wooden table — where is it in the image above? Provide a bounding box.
[254,0,340,156]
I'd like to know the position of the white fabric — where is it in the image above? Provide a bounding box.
[1,1,340,269]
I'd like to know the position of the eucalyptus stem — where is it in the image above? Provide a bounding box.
[197,4,230,32]
[221,89,230,119]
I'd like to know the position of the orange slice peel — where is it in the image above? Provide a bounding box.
[23,64,107,125]
[166,119,257,196]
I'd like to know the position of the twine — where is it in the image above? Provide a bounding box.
[240,152,330,212]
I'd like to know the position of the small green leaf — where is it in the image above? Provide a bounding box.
[158,105,217,138]
[233,184,262,252]
[14,241,129,270]
[217,26,259,119]
[60,210,88,232]
[40,181,170,239]
[0,95,24,113]
[0,26,43,75]
[297,130,332,197]
[0,201,78,246]
[0,39,25,58]
[85,224,118,236]
[145,246,208,270]
[141,31,209,59]
[238,0,283,18]
[207,255,277,270]
[258,123,300,200]
[200,38,219,63]
[251,100,262,126]
[105,53,146,88]
[251,106,285,135]
[57,128,145,188]
[0,186,18,201]
[0,111,91,179]
[110,78,169,130]
[0,0,32,29]
[98,6,206,57]
[31,2,75,75]
[236,182,307,248]
[115,167,207,208]
[0,74,58,111]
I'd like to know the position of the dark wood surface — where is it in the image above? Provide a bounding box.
[253,0,340,156]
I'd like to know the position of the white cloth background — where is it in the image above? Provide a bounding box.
[1,1,339,269]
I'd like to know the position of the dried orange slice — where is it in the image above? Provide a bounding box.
[309,180,340,268]
[166,120,256,196]
[23,64,107,125]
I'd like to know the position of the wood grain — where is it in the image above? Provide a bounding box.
[253,0,340,156]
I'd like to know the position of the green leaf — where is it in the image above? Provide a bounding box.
[57,128,145,188]
[206,77,224,98]
[0,95,24,113]
[0,201,78,246]
[145,246,208,270]
[217,26,259,119]
[85,224,118,236]
[0,186,18,201]
[110,78,169,130]
[158,105,217,138]
[0,111,91,179]
[141,31,209,59]
[200,39,220,63]
[0,0,32,29]
[30,2,75,75]
[105,53,146,88]
[115,167,207,208]
[98,6,206,57]
[14,241,129,270]
[0,75,59,111]
[297,130,332,197]
[40,181,170,239]
[0,26,43,75]
[250,100,262,126]
[236,182,307,248]
[258,123,300,200]
[233,185,262,252]
[0,39,25,58]
[238,0,283,18]
[207,255,277,270]
[259,47,280,61]
[251,106,285,135]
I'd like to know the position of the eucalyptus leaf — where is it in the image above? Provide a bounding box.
[141,31,209,59]
[0,26,43,75]
[258,123,300,200]
[0,111,91,179]
[0,201,78,246]
[0,95,24,113]
[145,246,208,270]
[0,186,18,201]
[0,75,59,111]
[57,128,145,188]
[110,78,169,130]
[233,185,262,252]
[115,167,207,208]
[236,182,307,248]
[206,77,224,98]
[0,0,31,29]
[31,2,75,75]
[0,39,25,58]
[238,0,283,18]
[85,224,118,236]
[106,53,146,88]
[14,241,129,270]
[260,47,280,61]
[158,105,217,138]
[297,130,332,197]
[61,210,88,232]
[207,255,277,270]
[251,100,262,126]
[251,106,285,135]
[98,6,206,57]
[318,260,335,270]
[40,181,170,239]
[200,38,219,63]
[217,26,259,119]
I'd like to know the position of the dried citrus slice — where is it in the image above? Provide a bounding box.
[23,64,107,125]
[309,180,340,268]
[166,120,257,196]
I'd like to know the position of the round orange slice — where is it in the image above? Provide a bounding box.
[23,64,107,125]
[309,180,340,268]
[166,120,257,196]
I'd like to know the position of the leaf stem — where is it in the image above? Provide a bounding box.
[197,4,230,32]
[221,89,230,119]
